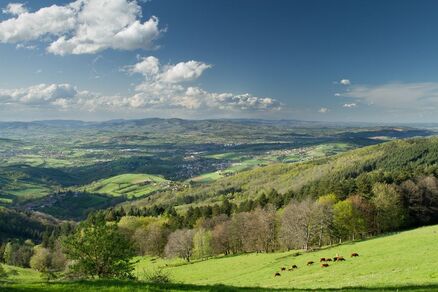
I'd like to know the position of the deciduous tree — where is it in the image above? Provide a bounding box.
[62,213,135,279]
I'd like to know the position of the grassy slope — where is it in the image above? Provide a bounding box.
[1,225,438,291]
[80,174,169,198]
[136,224,438,289]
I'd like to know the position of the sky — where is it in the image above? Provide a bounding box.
[1,0,438,122]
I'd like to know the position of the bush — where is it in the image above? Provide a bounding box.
[0,264,8,278]
[142,268,172,284]
[41,270,58,283]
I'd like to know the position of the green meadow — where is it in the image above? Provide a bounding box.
[2,224,437,291]
[135,224,438,289]
[80,174,169,198]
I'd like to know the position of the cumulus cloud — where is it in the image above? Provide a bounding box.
[0,83,89,109]
[127,57,211,84]
[343,82,438,110]
[318,107,329,113]
[0,3,77,43]
[160,61,212,83]
[128,56,160,78]
[123,56,281,112]
[2,3,28,15]
[0,56,282,114]
[343,103,357,108]
[0,0,163,55]
[340,79,351,85]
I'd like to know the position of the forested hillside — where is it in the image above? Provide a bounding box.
[137,137,438,211]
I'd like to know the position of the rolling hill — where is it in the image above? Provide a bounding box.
[80,173,171,198]
[131,136,438,210]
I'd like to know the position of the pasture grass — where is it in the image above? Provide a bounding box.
[81,173,169,198]
[1,225,438,291]
[136,224,438,289]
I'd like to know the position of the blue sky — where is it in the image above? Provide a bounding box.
[1,0,438,122]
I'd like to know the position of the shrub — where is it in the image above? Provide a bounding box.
[142,268,172,284]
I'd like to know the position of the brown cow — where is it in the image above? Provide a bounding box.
[307,261,314,266]
[281,267,286,271]
[275,272,281,277]
[326,258,332,262]
[320,257,326,262]
[351,253,359,257]
[321,263,329,267]
[337,256,345,261]
[292,265,298,269]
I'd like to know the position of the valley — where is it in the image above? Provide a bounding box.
[0,119,432,220]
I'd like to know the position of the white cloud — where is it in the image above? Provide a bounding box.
[340,79,351,85]
[318,107,329,113]
[127,56,161,78]
[16,43,37,50]
[160,61,212,83]
[0,3,77,43]
[0,83,89,108]
[2,3,27,16]
[0,53,281,115]
[127,57,211,84]
[124,56,281,112]
[343,82,438,110]
[0,0,163,55]
[0,76,282,114]
[343,103,357,108]
[334,93,341,97]
[2,3,28,15]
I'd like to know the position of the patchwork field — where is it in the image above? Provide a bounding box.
[190,143,354,183]
[79,173,170,198]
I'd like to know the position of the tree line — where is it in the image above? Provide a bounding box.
[1,174,438,279]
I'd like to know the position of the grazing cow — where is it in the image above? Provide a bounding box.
[281,267,286,271]
[307,261,314,266]
[321,263,329,267]
[288,268,293,271]
[275,272,281,277]
[337,256,345,261]
[351,253,359,257]
[292,265,298,269]
[320,257,326,262]
[326,258,332,262]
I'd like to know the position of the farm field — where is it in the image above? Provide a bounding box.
[2,225,438,291]
[190,143,355,183]
[79,173,170,198]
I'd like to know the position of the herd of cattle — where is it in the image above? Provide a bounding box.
[274,252,359,277]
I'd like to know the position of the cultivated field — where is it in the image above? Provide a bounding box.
[80,173,170,198]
